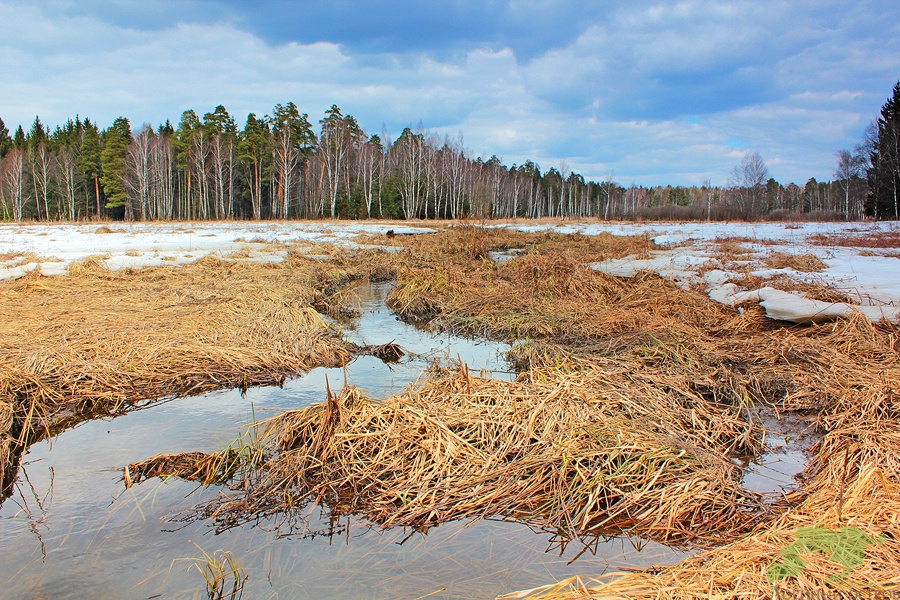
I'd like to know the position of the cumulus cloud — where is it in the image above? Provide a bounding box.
[2,0,898,186]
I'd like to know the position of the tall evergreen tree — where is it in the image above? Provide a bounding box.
[78,118,103,218]
[269,102,315,218]
[100,117,132,218]
[0,117,11,158]
[866,80,900,219]
[54,117,84,221]
[238,113,270,220]
[173,110,202,219]
[27,116,53,219]
[13,126,26,149]
[203,105,237,219]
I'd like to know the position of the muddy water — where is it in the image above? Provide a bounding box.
[0,283,690,599]
[741,412,818,495]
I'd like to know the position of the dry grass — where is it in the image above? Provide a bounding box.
[809,230,900,249]
[732,273,858,305]
[859,249,900,259]
[715,240,755,259]
[0,252,379,500]
[1,251,39,264]
[762,251,827,272]
[351,229,899,595]
[141,364,765,548]
[506,342,900,598]
[130,251,900,596]
[5,224,899,598]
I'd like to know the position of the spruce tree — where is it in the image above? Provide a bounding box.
[866,81,900,219]
[0,117,11,158]
[13,126,26,149]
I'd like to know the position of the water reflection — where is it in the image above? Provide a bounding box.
[0,282,688,599]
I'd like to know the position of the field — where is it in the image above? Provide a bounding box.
[1,220,899,599]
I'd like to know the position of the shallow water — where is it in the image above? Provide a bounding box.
[741,412,818,495]
[0,282,689,599]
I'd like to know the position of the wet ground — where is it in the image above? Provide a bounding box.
[740,412,819,495]
[1,283,696,600]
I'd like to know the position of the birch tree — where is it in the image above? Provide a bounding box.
[2,149,27,221]
[203,105,237,219]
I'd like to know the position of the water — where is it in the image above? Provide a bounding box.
[0,283,688,599]
[741,412,818,496]
[487,249,523,263]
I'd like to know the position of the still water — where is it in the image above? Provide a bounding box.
[0,283,688,599]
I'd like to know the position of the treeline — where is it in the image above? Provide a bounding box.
[0,91,897,222]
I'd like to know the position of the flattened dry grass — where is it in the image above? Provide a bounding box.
[808,230,900,249]
[140,365,764,548]
[128,229,772,549]
[732,272,858,305]
[11,224,894,598]
[762,251,827,272]
[0,253,367,499]
[502,315,900,599]
[361,228,900,596]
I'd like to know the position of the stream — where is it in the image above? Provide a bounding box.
[2,282,797,599]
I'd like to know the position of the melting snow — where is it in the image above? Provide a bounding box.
[2,220,897,324]
[0,221,433,280]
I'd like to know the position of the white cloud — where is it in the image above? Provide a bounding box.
[1,0,897,187]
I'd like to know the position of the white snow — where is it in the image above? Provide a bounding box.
[506,220,897,248]
[505,220,900,325]
[2,219,898,325]
[0,221,433,279]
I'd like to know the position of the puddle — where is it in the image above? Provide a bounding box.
[488,248,524,263]
[740,412,819,496]
[0,282,689,599]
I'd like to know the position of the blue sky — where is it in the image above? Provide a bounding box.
[1,0,898,186]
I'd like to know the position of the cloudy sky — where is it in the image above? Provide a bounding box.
[1,0,898,186]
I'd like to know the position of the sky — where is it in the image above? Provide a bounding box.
[1,0,898,186]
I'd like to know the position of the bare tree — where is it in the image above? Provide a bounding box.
[270,102,314,219]
[357,135,381,217]
[394,126,426,219]
[729,151,768,218]
[834,149,865,221]
[56,145,78,221]
[318,105,350,218]
[602,171,615,220]
[126,125,154,220]
[3,149,28,221]
[29,143,53,220]
[151,132,175,219]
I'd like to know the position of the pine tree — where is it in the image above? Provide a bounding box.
[269,102,315,218]
[866,81,900,219]
[238,113,270,220]
[27,116,53,220]
[203,105,237,219]
[173,110,201,219]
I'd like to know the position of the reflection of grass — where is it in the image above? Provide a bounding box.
[191,542,246,600]
[126,407,264,486]
[766,526,883,583]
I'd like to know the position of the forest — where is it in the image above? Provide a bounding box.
[1,81,898,222]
